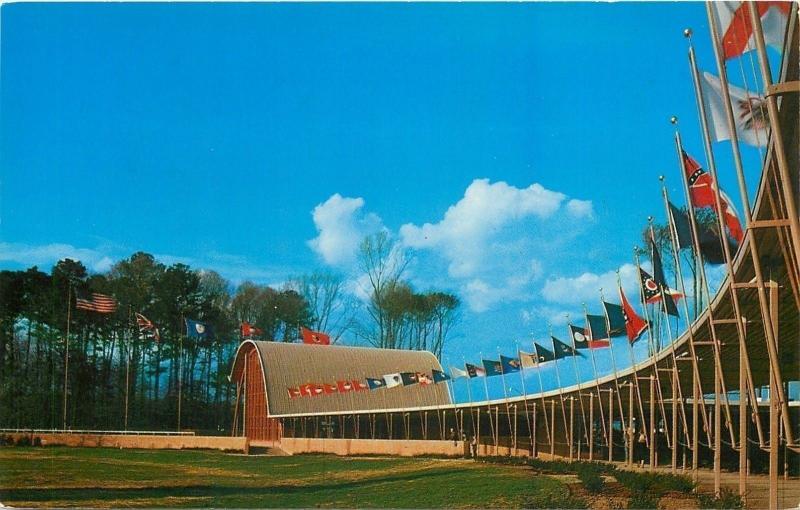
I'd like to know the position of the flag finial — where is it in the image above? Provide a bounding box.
[659,175,665,182]
[683,27,692,38]
[670,115,678,125]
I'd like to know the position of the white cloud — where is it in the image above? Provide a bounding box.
[566,199,594,219]
[400,179,567,278]
[540,263,640,306]
[0,242,115,273]
[307,194,383,267]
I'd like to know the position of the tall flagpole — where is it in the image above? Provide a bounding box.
[564,315,590,452]
[461,356,477,437]
[689,18,786,444]
[515,342,535,454]
[598,289,630,449]
[616,270,650,450]
[62,283,72,430]
[580,304,609,446]
[478,352,495,446]
[531,341,553,447]
[124,306,132,431]
[658,181,706,448]
[178,317,185,431]
[548,326,572,457]
[497,347,514,447]
[704,4,783,450]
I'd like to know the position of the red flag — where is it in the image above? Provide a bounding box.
[322,383,338,395]
[619,286,648,343]
[720,191,744,243]
[301,326,331,345]
[240,322,264,338]
[683,151,744,244]
[336,380,354,393]
[300,383,322,397]
[712,2,791,60]
[352,380,369,391]
[287,387,302,399]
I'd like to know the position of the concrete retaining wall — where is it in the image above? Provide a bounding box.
[5,432,248,452]
[279,437,544,458]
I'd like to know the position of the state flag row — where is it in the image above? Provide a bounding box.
[287,370,452,399]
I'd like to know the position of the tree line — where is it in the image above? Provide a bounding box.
[0,233,459,431]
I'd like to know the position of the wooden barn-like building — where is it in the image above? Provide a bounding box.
[228,340,451,445]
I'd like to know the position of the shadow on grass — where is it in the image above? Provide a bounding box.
[0,469,457,503]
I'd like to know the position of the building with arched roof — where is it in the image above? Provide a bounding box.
[229,340,451,442]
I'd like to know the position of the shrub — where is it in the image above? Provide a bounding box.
[32,436,42,447]
[15,435,31,447]
[628,491,659,509]
[577,467,605,494]
[614,470,694,498]
[523,485,588,509]
[697,489,744,509]
[0,435,11,446]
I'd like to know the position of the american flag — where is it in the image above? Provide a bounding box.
[75,292,118,313]
[135,312,161,342]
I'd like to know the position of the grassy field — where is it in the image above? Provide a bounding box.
[0,447,566,508]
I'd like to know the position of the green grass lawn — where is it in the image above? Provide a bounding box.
[0,447,565,508]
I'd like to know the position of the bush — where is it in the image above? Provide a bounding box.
[0,434,11,446]
[614,470,694,498]
[523,485,588,509]
[32,436,42,447]
[697,489,744,509]
[15,435,31,447]
[577,467,605,494]
[628,491,659,509]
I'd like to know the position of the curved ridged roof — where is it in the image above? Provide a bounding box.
[230,341,451,417]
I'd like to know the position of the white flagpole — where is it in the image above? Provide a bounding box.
[581,304,609,446]
[565,314,590,452]
[531,341,553,446]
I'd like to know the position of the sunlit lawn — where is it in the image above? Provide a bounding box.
[0,447,564,508]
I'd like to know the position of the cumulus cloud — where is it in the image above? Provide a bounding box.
[400,179,567,278]
[540,263,640,305]
[0,242,115,273]
[566,199,594,219]
[307,194,384,267]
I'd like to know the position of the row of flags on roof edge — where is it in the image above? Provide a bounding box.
[287,370,452,399]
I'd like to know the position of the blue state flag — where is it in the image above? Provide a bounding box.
[500,355,521,373]
[482,359,503,377]
[185,318,212,339]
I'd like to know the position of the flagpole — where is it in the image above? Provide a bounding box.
[548,327,571,458]
[646,217,687,447]
[531,341,553,447]
[685,23,784,443]
[580,304,609,447]
[478,352,495,447]
[497,347,514,450]
[672,125,743,448]
[598,290,628,450]
[178,318,184,431]
[515,341,535,454]
[461,356,477,439]
[661,176,725,449]
[564,314,590,454]
[124,306,132,431]
[743,3,800,261]
[62,282,72,430]
[704,4,785,452]
[615,270,650,450]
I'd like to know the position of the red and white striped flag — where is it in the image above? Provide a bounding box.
[75,292,117,313]
[711,2,790,60]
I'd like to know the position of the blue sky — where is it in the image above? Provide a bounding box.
[1,2,772,391]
